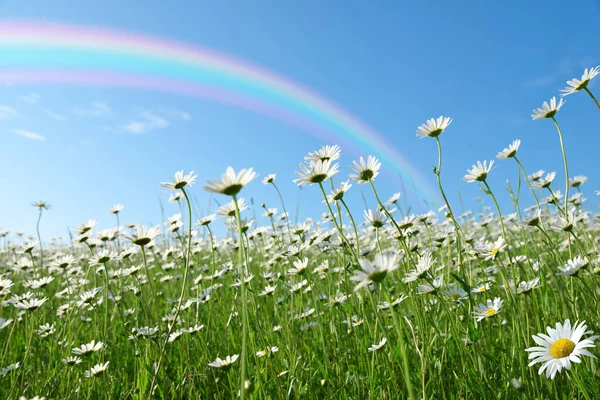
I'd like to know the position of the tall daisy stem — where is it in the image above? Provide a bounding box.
[551,117,570,216]
[232,194,249,400]
[435,137,463,268]
[148,187,194,399]
[583,87,600,111]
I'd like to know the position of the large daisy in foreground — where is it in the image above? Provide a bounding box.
[525,319,597,379]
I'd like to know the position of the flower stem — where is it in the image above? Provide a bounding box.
[583,87,600,111]
[232,194,249,400]
[340,198,360,256]
[551,117,570,216]
[435,137,463,268]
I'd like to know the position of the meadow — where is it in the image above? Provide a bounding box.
[1,66,600,399]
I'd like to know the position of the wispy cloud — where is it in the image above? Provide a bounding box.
[0,105,20,119]
[123,111,169,134]
[162,109,192,121]
[73,102,112,117]
[524,74,554,88]
[20,92,41,104]
[14,130,46,141]
[40,107,67,122]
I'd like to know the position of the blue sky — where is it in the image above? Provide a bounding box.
[1,1,599,241]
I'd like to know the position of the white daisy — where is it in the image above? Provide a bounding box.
[160,170,198,191]
[526,320,597,379]
[560,66,600,96]
[208,354,239,370]
[472,297,503,321]
[416,116,452,138]
[293,160,339,186]
[351,252,399,291]
[531,97,565,120]
[368,337,387,352]
[349,155,382,184]
[496,139,521,160]
[464,160,494,183]
[204,167,257,196]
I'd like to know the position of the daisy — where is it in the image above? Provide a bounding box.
[216,198,249,217]
[196,214,217,227]
[262,174,276,184]
[326,181,352,203]
[126,225,161,247]
[557,256,588,277]
[531,97,565,120]
[204,167,257,196]
[0,318,13,330]
[349,155,381,184]
[444,285,468,302]
[108,204,124,214]
[569,175,587,188]
[350,252,399,291]
[368,337,387,352]
[31,201,52,210]
[472,297,503,321]
[526,319,597,379]
[293,160,339,186]
[72,340,104,356]
[13,296,47,311]
[416,116,452,138]
[208,354,239,370]
[464,160,494,183]
[363,208,388,228]
[531,172,556,189]
[518,208,542,227]
[560,66,600,96]
[528,170,545,182]
[496,139,521,160]
[305,144,342,163]
[386,192,401,206]
[62,356,82,366]
[161,170,198,191]
[84,362,109,378]
[403,252,434,283]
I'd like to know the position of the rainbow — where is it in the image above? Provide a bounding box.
[0,21,437,201]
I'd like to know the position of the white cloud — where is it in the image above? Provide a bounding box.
[123,111,169,134]
[0,105,20,119]
[40,108,67,122]
[524,75,554,88]
[162,109,192,121]
[14,130,46,141]
[21,92,41,104]
[73,102,112,117]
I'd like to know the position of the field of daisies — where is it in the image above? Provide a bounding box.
[2,67,600,400]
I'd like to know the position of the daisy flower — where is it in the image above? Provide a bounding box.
[161,170,198,191]
[13,296,47,311]
[350,252,399,291]
[525,319,597,379]
[496,139,521,160]
[84,362,109,378]
[560,66,600,96]
[72,340,104,356]
[108,204,124,214]
[416,116,452,138]
[368,338,387,352]
[472,297,503,321]
[464,160,494,183]
[326,181,352,203]
[262,174,276,184]
[569,175,587,188]
[531,97,565,120]
[349,155,381,184]
[204,167,257,196]
[293,160,339,186]
[363,208,388,228]
[31,201,52,210]
[126,225,161,247]
[557,256,588,277]
[208,354,239,370]
[531,172,556,189]
[305,144,342,163]
[403,252,434,283]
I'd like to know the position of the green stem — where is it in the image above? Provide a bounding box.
[583,87,600,111]
[232,194,249,400]
[551,117,569,216]
[340,198,360,256]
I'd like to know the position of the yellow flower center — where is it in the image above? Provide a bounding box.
[484,308,496,317]
[478,287,486,292]
[450,294,461,301]
[550,338,575,359]
[490,248,499,257]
